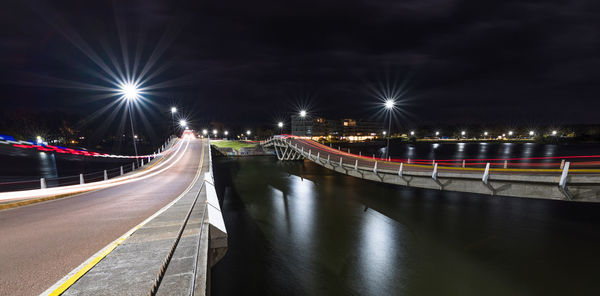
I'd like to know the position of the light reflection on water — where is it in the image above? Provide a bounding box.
[212,144,600,296]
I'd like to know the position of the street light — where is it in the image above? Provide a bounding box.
[246,130,251,135]
[508,131,514,136]
[213,129,218,136]
[179,119,187,127]
[202,129,208,136]
[120,82,140,164]
[224,130,229,137]
[170,107,177,135]
[529,131,535,137]
[299,110,307,117]
[410,131,415,136]
[461,131,466,137]
[36,136,42,144]
[383,99,395,159]
[278,121,284,135]
[552,130,557,136]
[435,131,440,137]
[484,131,488,137]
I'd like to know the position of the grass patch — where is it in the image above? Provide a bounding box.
[211,140,256,151]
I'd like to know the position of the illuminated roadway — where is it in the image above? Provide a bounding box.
[0,136,205,296]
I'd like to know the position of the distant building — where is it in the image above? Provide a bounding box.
[291,115,382,140]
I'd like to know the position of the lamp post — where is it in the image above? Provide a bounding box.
[121,82,140,165]
[299,110,307,137]
[384,99,394,159]
[170,107,177,135]
[278,121,284,135]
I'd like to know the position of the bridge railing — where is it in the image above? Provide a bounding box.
[0,136,178,193]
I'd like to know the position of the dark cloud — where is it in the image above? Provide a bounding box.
[1,0,600,129]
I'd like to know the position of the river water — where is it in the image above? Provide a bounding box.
[211,143,600,296]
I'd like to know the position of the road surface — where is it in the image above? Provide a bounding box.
[0,137,205,296]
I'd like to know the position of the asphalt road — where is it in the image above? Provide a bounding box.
[0,137,205,296]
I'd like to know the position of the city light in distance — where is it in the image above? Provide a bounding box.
[299,110,307,117]
[224,131,229,136]
[435,131,439,136]
[461,131,466,136]
[213,129,218,135]
[179,119,187,127]
[382,131,387,135]
[202,129,208,135]
[246,130,251,135]
[508,131,514,136]
[410,131,415,136]
[484,131,488,136]
[529,131,535,136]
[171,107,177,113]
[278,122,284,128]
[552,130,557,135]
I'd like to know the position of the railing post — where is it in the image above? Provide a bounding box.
[327,154,330,165]
[132,162,135,170]
[141,159,144,166]
[560,159,565,169]
[559,162,571,200]
[504,160,508,169]
[373,161,378,174]
[80,174,85,185]
[432,163,438,181]
[354,159,358,170]
[359,151,361,156]
[462,160,466,168]
[104,170,108,181]
[316,152,320,162]
[347,148,350,153]
[408,158,411,164]
[40,177,47,189]
[398,163,403,177]
[482,163,490,184]
[120,166,124,176]
[339,157,343,167]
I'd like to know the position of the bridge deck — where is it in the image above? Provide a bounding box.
[0,137,206,296]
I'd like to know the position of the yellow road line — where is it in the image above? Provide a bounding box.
[43,139,206,296]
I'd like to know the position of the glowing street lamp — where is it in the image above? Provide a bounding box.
[299,110,307,118]
[120,82,140,164]
[36,136,42,144]
[410,131,415,136]
[383,99,395,158]
[484,131,489,137]
[435,131,440,136]
[508,131,514,136]
[202,129,208,136]
[224,130,229,136]
[213,129,218,136]
[170,106,177,135]
[529,131,535,137]
[552,130,557,136]
[246,130,251,135]
[461,131,466,137]
[278,121,284,135]
[179,119,187,127]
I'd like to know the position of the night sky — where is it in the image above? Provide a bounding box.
[1,0,600,128]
